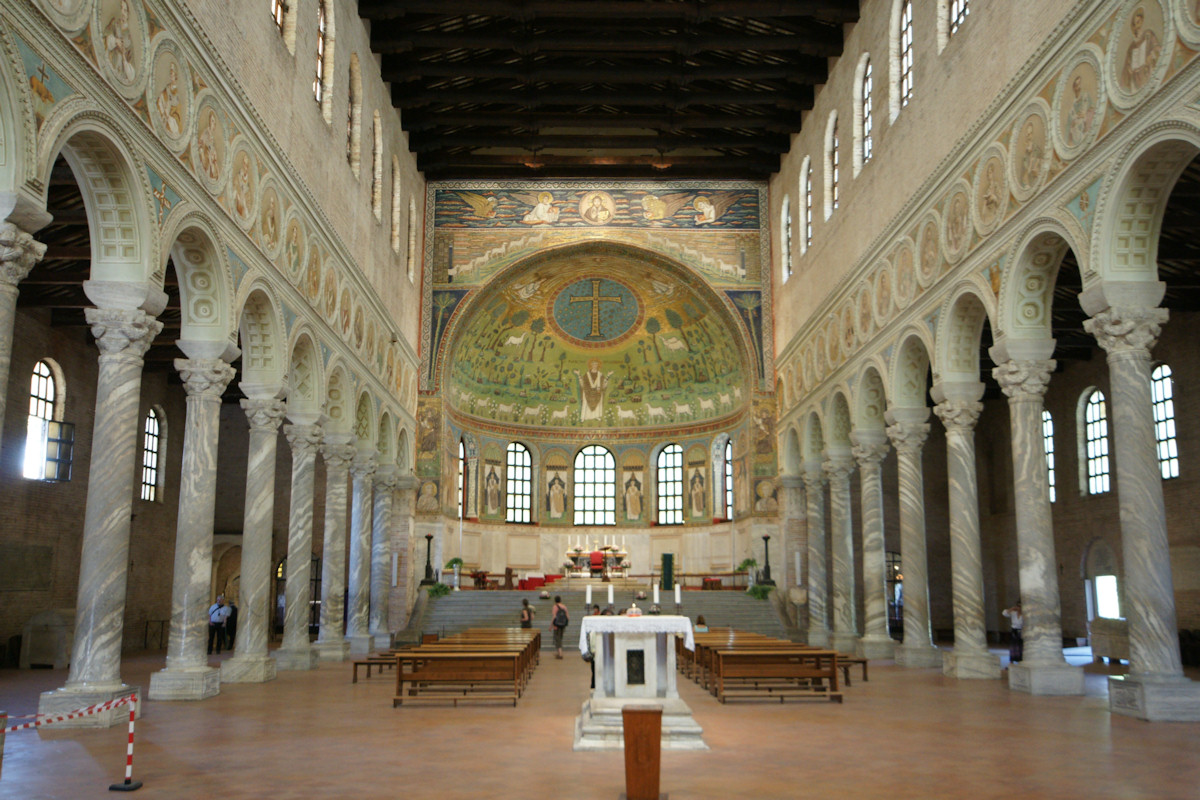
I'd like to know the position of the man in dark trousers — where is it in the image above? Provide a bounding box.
[225,599,239,649]
[207,595,230,655]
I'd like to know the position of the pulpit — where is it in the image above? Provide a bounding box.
[573,615,707,751]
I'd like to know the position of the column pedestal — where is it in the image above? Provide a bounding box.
[219,656,277,684]
[894,644,943,668]
[942,649,1000,679]
[1009,661,1086,696]
[274,649,320,671]
[1109,676,1200,721]
[313,640,352,662]
[38,685,141,729]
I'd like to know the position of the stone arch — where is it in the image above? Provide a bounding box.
[782,425,802,475]
[998,219,1084,343]
[324,363,352,434]
[854,362,888,432]
[396,427,411,474]
[41,113,154,284]
[801,410,825,465]
[889,328,933,409]
[1093,123,1200,286]
[236,282,286,393]
[825,392,852,448]
[162,213,237,351]
[0,30,40,225]
[286,328,323,422]
[934,283,995,384]
[353,389,376,448]
[377,412,395,463]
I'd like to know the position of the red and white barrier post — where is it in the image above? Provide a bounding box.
[109,693,141,792]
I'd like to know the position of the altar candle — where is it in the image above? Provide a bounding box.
[608,584,614,605]
[586,585,592,605]
[653,585,660,604]
[675,584,681,604]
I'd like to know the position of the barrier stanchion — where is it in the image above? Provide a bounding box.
[1,709,7,781]
[109,693,141,792]
[1,694,143,791]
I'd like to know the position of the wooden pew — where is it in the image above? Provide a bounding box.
[713,648,842,703]
[393,650,524,707]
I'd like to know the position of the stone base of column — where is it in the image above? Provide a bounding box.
[313,638,351,662]
[830,632,860,655]
[274,647,320,671]
[346,634,373,655]
[371,632,393,651]
[219,655,277,683]
[147,666,220,700]
[806,627,830,647]
[942,649,1001,679]
[1008,661,1085,695]
[894,644,944,668]
[38,684,141,729]
[1109,675,1200,721]
[858,635,896,660]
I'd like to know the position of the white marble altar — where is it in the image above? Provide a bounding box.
[574,615,707,751]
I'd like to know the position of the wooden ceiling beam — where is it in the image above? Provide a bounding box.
[400,110,799,132]
[359,0,858,24]
[407,131,792,153]
[381,58,827,84]
[371,31,843,58]
[392,86,813,111]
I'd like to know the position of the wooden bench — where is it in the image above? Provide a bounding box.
[393,650,524,706]
[837,655,868,686]
[351,654,398,683]
[713,648,842,704]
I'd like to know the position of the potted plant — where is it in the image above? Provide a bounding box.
[737,558,758,587]
[427,582,451,598]
[445,557,464,590]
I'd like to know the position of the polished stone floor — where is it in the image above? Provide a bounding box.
[1,647,1198,800]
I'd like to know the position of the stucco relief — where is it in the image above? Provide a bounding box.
[856,285,874,341]
[942,183,972,263]
[1009,102,1051,202]
[916,216,941,288]
[192,99,225,190]
[148,41,188,149]
[228,143,257,228]
[972,147,1009,237]
[40,0,93,34]
[95,0,146,96]
[893,242,916,308]
[282,213,304,281]
[1053,47,1106,159]
[1108,0,1171,109]
[303,247,321,302]
[321,264,338,321]
[874,260,893,323]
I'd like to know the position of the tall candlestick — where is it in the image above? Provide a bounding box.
[586,585,592,605]
[608,584,614,606]
[674,584,681,604]
[653,585,660,604]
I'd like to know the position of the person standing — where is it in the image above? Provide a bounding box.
[225,599,239,648]
[550,595,569,659]
[519,598,534,629]
[1002,602,1023,664]
[207,595,230,655]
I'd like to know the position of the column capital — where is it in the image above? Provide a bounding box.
[284,422,324,454]
[322,441,357,470]
[851,439,889,469]
[1083,306,1168,357]
[175,358,236,400]
[779,474,804,490]
[351,450,377,480]
[395,474,419,491]
[0,222,46,285]
[373,464,399,491]
[240,397,285,432]
[886,420,930,454]
[993,359,1056,400]
[85,308,162,359]
[933,399,982,433]
[822,454,855,485]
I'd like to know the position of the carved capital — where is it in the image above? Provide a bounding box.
[851,441,889,469]
[285,423,325,455]
[322,442,357,470]
[993,359,1056,400]
[1083,307,1168,356]
[237,397,284,432]
[174,359,236,399]
[885,421,930,454]
[86,308,162,359]
[373,466,399,491]
[822,456,855,485]
[351,451,378,480]
[933,400,982,433]
[0,222,47,286]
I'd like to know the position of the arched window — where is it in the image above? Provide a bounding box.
[1083,390,1110,495]
[457,439,466,520]
[824,112,839,219]
[141,408,164,501]
[724,439,734,520]
[1151,364,1179,479]
[313,0,328,103]
[861,57,873,165]
[573,445,615,525]
[270,0,296,52]
[270,0,285,33]
[780,195,792,282]
[656,444,684,525]
[801,158,813,252]
[371,111,383,221]
[899,1,914,110]
[949,0,969,36]
[24,360,56,479]
[407,197,418,282]
[1041,409,1055,503]
[391,156,402,253]
[347,54,362,174]
[506,442,532,523]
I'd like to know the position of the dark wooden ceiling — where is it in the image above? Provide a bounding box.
[358,0,860,179]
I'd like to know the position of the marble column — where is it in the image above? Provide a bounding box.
[314,438,355,661]
[345,450,377,654]
[1085,307,1200,720]
[779,474,805,590]
[369,465,398,649]
[993,358,1084,695]
[390,475,418,631]
[39,308,162,726]
[852,431,895,660]
[932,395,1001,679]
[0,223,46,452]
[885,412,942,668]
[824,451,859,655]
[275,422,325,671]
[803,462,829,647]
[148,359,236,700]
[221,398,286,684]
